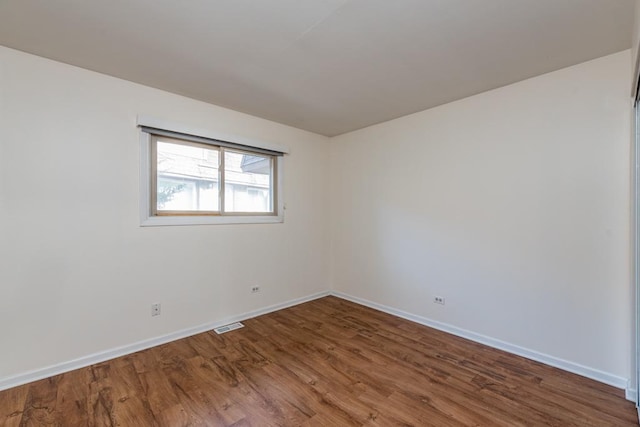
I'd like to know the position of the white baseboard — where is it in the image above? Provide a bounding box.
[330,291,632,399]
[625,386,637,402]
[0,291,329,392]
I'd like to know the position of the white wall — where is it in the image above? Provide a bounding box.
[0,45,634,392]
[0,46,330,380]
[330,51,633,382]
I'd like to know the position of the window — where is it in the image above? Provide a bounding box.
[151,135,276,216]
[153,137,221,214]
[138,119,285,226]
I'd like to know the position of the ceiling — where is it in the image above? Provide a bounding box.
[0,0,634,136]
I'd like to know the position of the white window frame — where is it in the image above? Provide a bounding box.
[138,117,286,226]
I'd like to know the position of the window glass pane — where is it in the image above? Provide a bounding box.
[224,151,272,213]
[156,140,219,212]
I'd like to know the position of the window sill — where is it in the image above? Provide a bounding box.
[141,214,284,227]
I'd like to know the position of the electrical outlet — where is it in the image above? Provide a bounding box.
[151,303,161,316]
[434,296,445,305]
[251,286,260,294]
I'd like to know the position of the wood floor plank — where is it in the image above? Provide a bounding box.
[163,358,227,426]
[19,376,60,426]
[54,369,91,427]
[138,367,181,419]
[0,296,636,426]
[0,384,28,427]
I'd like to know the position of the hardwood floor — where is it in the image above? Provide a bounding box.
[0,296,637,426]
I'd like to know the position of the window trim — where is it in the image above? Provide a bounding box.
[139,130,285,226]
